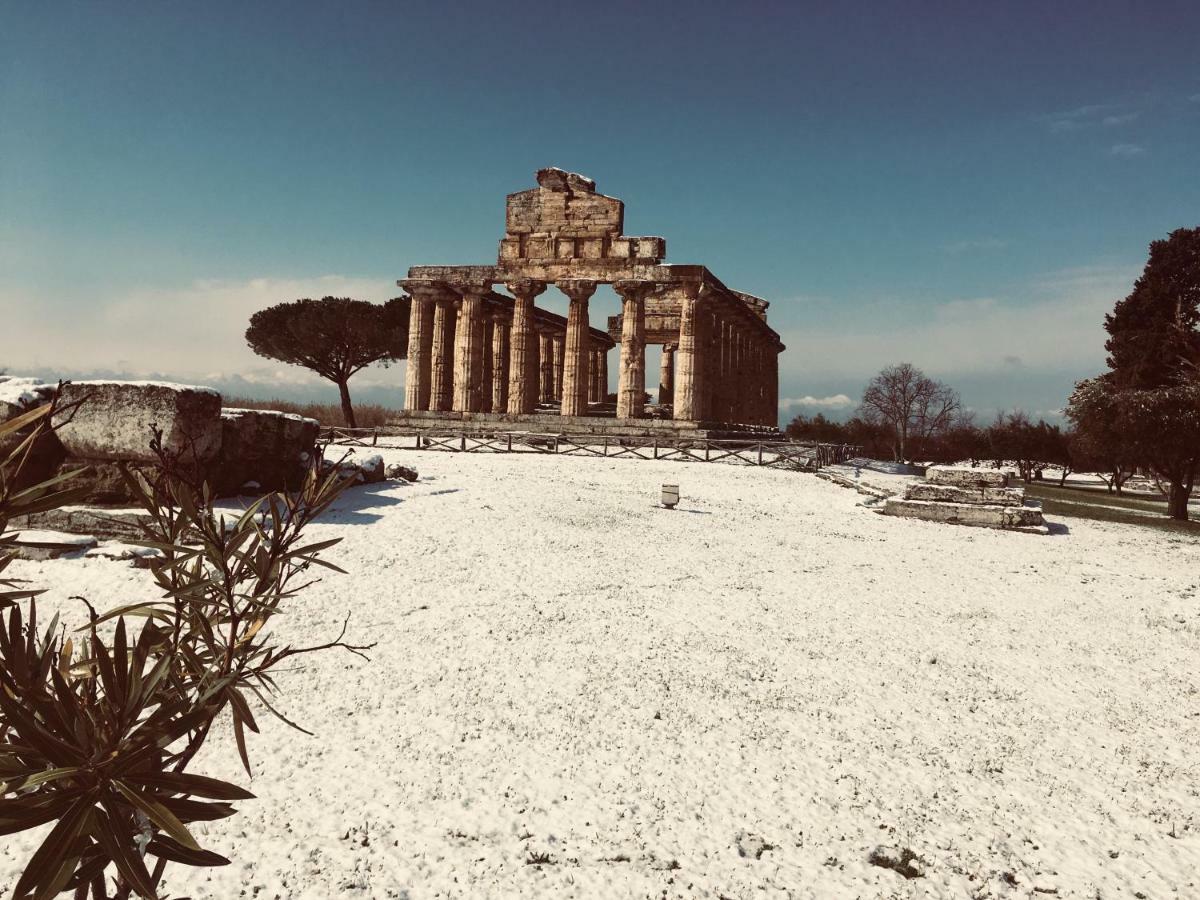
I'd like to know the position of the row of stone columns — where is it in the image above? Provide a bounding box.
[404,278,615,418]
[404,278,778,426]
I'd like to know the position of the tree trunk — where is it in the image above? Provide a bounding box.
[1167,480,1190,520]
[336,378,356,429]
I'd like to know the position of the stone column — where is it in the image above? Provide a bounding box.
[558,280,597,417]
[451,279,491,412]
[399,283,439,411]
[491,314,510,414]
[674,284,705,421]
[600,348,609,400]
[659,342,676,406]
[504,279,546,414]
[550,335,564,401]
[480,318,495,413]
[590,349,604,402]
[614,280,654,419]
[716,318,732,422]
[538,331,555,404]
[429,294,457,412]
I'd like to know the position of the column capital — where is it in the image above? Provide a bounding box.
[450,277,493,299]
[613,280,657,302]
[663,341,678,353]
[504,278,547,300]
[557,279,598,302]
[398,280,456,303]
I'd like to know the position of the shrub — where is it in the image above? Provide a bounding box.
[1,389,371,899]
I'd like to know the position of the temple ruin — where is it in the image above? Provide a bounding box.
[398,168,784,435]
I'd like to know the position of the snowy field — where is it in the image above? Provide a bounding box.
[3,450,1199,899]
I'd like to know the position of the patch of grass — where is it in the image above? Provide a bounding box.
[224,396,400,428]
[1025,482,1200,536]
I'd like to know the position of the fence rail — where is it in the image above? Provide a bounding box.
[320,427,857,471]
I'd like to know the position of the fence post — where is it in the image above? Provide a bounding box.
[757,443,763,465]
[507,433,512,452]
[653,439,658,459]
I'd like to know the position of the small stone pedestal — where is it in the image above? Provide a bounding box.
[881,466,1047,534]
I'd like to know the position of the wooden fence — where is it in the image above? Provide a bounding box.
[321,427,856,471]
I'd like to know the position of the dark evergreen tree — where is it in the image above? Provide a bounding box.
[245,296,410,428]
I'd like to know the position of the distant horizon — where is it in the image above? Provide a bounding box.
[3,2,1198,423]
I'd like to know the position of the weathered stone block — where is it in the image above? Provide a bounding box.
[925,465,1011,488]
[905,482,1025,505]
[214,408,320,495]
[882,497,1045,531]
[607,239,631,258]
[56,381,223,465]
[579,237,604,259]
[499,238,521,260]
[524,235,552,258]
[633,237,666,259]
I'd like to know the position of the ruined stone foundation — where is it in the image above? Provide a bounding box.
[881,466,1048,534]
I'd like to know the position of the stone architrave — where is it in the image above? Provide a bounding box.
[429,295,457,411]
[451,279,492,412]
[505,279,546,414]
[659,342,676,407]
[614,280,654,419]
[491,314,510,413]
[56,381,223,465]
[538,331,555,404]
[558,280,597,417]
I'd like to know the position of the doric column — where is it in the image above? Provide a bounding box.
[504,279,546,414]
[600,348,609,400]
[552,335,565,401]
[538,331,554,404]
[659,342,676,406]
[399,282,440,411]
[480,318,495,413]
[428,293,458,412]
[674,284,705,420]
[451,279,491,412]
[716,318,732,422]
[613,280,654,419]
[590,349,604,402]
[558,279,597,417]
[491,314,510,414]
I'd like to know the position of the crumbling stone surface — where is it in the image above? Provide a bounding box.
[214,408,319,495]
[58,459,150,505]
[906,482,1026,505]
[56,381,222,465]
[11,507,151,541]
[883,497,1046,531]
[925,465,1011,488]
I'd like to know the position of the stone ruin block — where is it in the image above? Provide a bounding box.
[524,235,553,259]
[579,237,604,259]
[881,464,1045,533]
[882,497,1046,531]
[214,408,320,495]
[905,482,1026,505]
[608,238,632,258]
[925,465,1011,488]
[56,381,223,465]
[633,237,666,260]
[499,238,521,260]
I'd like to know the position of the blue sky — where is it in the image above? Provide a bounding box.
[3,1,1198,423]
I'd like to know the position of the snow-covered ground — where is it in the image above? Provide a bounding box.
[4,450,1199,899]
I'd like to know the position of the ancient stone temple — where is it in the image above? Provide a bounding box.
[398,168,785,435]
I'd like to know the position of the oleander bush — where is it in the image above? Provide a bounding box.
[1,388,371,899]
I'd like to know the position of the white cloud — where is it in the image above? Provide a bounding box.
[1102,112,1139,126]
[1,275,399,386]
[774,264,1136,382]
[1109,143,1145,157]
[778,394,854,411]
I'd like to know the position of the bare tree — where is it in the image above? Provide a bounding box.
[858,363,961,462]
